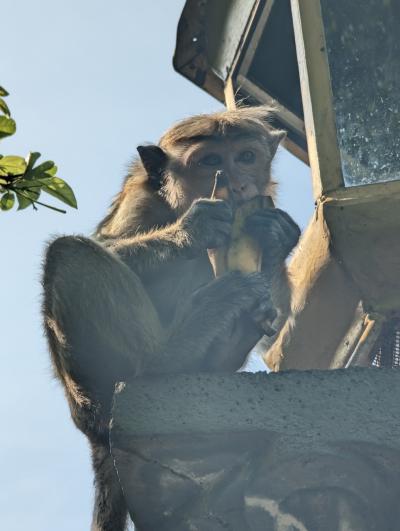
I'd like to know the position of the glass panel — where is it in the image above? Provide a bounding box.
[320,0,400,186]
[248,0,303,120]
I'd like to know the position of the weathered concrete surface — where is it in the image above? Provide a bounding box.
[111,368,400,530]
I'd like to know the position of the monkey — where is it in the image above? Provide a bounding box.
[42,105,300,531]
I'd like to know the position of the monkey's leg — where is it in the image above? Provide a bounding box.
[44,235,162,394]
[43,235,163,531]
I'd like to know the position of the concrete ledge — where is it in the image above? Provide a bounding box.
[112,368,400,451]
[110,368,400,530]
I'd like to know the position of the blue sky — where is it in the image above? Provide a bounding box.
[0,1,313,529]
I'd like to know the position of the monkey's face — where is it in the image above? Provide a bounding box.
[165,133,278,212]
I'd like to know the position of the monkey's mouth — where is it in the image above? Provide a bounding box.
[233,181,261,204]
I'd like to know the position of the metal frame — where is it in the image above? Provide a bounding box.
[227,0,308,163]
[290,0,343,198]
[174,0,309,164]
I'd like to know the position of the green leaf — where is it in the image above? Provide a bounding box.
[30,160,55,177]
[44,164,57,176]
[15,188,40,210]
[12,178,42,188]
[39,177,77,208]
[16,193,31,210]
[25,152,41,173]
[0,191,15,210]
[0,116,16,139]
[0,98,10,117]
[0,155,27,176]
[0,87,9,97]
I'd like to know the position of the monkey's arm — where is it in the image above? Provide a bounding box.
[104,198,232,274]
[104,221,192,272]
[243,207,300,331]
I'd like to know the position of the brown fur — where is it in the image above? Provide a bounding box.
[42,105,300,530]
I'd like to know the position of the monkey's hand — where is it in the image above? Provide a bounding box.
[192,270,276,323]
[179,198,233,254]
[106,198,232,272]
[157,271,276,373]
[190,271,277,370]
[243,208,300,270]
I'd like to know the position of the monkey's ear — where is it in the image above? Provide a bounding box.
[137,145,168,190]
[269,130,287,157]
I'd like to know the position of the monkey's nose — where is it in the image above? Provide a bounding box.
[230,186,248,206]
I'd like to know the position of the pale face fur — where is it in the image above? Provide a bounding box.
[162,132,280,213]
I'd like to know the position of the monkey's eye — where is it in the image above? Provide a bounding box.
[197,153,223,167]
[238,150,256,164]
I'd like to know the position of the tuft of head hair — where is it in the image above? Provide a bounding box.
[159,105,284,148]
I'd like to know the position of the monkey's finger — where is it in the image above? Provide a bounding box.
[251,297,278,337]
[244,212,300,249]
[262,322,277,337]
[243,217,284,244]
[215,218,234,231]
[273,208,301,229]
[262,215,301,249]
[245,208,295,225]
[207,222,233,248]
[239,272,273,305]
[209,201,234,221]
[245,209,300,238]
[245,217,289,242]
[196,199,233,221]
[252,300,277,324]
[215,231,233,245]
